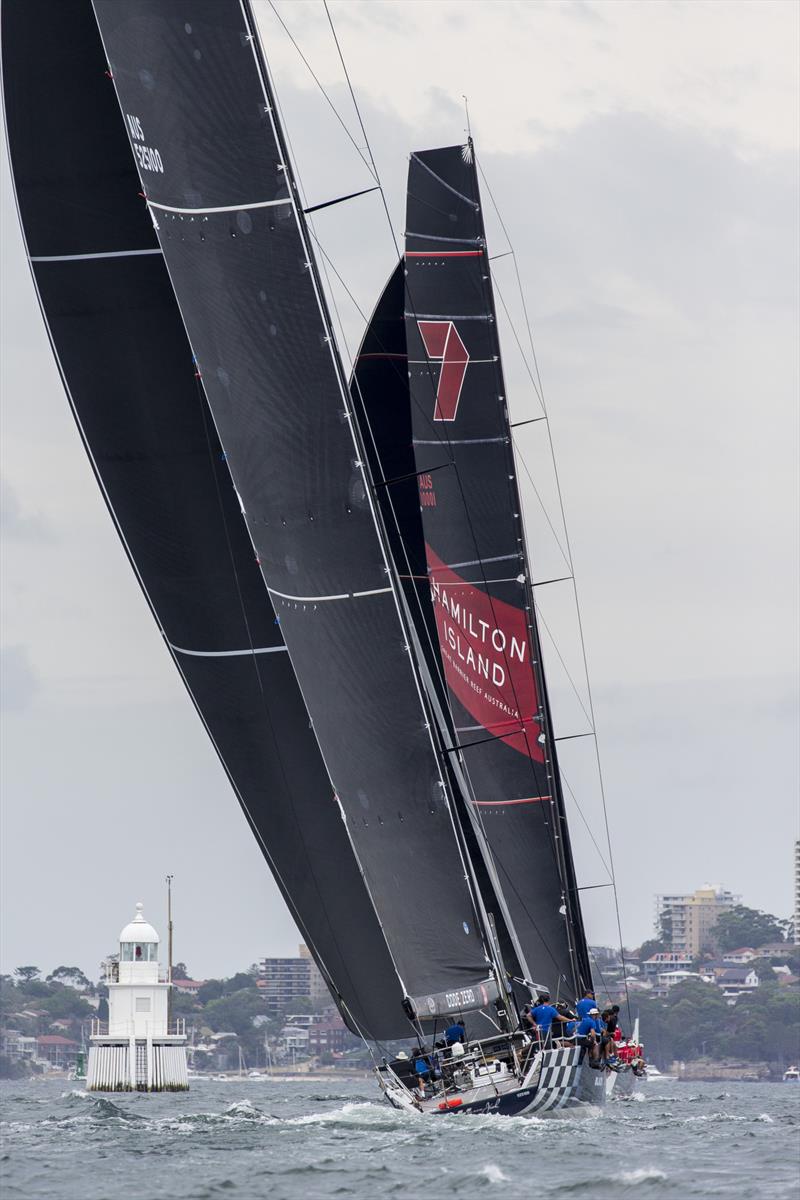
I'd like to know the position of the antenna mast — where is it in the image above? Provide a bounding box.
[166,874,174,990]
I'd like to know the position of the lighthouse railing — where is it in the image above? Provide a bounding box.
[90,1017,186,1038]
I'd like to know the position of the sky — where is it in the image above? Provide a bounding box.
[1,0,798,983]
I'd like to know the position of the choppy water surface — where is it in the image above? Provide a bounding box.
[1,1077,797,1199]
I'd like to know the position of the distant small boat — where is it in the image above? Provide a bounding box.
[645,1064,676,1081]
[783,1066,799,1081]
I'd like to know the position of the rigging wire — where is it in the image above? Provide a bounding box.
[266,0,377,182]
[322,0,402,259]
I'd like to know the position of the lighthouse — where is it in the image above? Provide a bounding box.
[87,902,188,1091]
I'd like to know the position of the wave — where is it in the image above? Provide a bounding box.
[614,1167,668,1186]
[479,1164,511,1182]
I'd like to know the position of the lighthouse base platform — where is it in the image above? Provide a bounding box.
[87,1037,188,1092]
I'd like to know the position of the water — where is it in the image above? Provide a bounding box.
[1,1077,797,1199]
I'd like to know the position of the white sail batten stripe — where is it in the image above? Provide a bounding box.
[413,437,506,446]
[408,358,496,366]
[436,553,520,570]
[267,585,392,603]
[437,575,522,588]
[406,231,480,245]
[147,197,291,214]
[410,153,479,210]
[169,642,288,658]
[31,248,162,262]
[405,312,490,321]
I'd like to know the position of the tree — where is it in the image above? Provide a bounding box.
[637,938,666,961]
[47,966,90,990]
[172,962,190,980]
[713,906,788,952]
[40,987,92,1023]
[224,973,257,995]
[197,979,225,1005]
[14,966,40,984]
[203,989,263,1037]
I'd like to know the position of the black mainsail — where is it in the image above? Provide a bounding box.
[2,0,405,1038]
[91,0,501,1021]
[404,143,593,996]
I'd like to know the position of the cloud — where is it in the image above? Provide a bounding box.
[0,644,39,712]
[0,478,53,542]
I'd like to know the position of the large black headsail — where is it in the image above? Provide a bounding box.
[2,0,405,1039]
[91,0,499,1021]
[404,143,593,997]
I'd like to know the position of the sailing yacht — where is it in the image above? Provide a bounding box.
[3,0,622,1116]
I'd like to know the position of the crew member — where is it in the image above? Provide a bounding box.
[444,1020,466,1046]
[554,1000,578,1045]
[531,992,571,1044]
[575,988,596,1020]
[576,1007,604,1065]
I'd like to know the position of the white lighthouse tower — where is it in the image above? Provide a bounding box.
[87,902,188,1091]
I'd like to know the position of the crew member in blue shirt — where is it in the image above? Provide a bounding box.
[575,988,597,1020]
[554,1000,577,1044]
[531,992,571,1044]
[576,1007,604,1064]
[444,1020,466,1046]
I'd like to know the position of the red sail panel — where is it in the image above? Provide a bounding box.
[425,546,542,759]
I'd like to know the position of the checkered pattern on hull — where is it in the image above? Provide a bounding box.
[525,1047,583,1113]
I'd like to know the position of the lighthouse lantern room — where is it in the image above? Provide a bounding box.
[87,903,188,1091]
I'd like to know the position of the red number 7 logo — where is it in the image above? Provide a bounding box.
[418,321,470,422]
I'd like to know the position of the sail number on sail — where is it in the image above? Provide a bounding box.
[125,113,164,174]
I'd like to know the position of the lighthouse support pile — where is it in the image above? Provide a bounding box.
[87,903,188,1092]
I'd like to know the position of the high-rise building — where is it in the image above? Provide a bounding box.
[258,945,330,1015]
[655,885,740,957]
[794,841,800,946]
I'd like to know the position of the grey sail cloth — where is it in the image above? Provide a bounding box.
[91,0,498,1018]
[2,0,407,1039]
[404,143,593,997]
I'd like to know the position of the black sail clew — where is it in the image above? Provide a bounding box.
[404,142,593,997]
[2,0,406,1038]
[90,0,498,1020]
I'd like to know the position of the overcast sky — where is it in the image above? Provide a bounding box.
[1,0,798,983]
